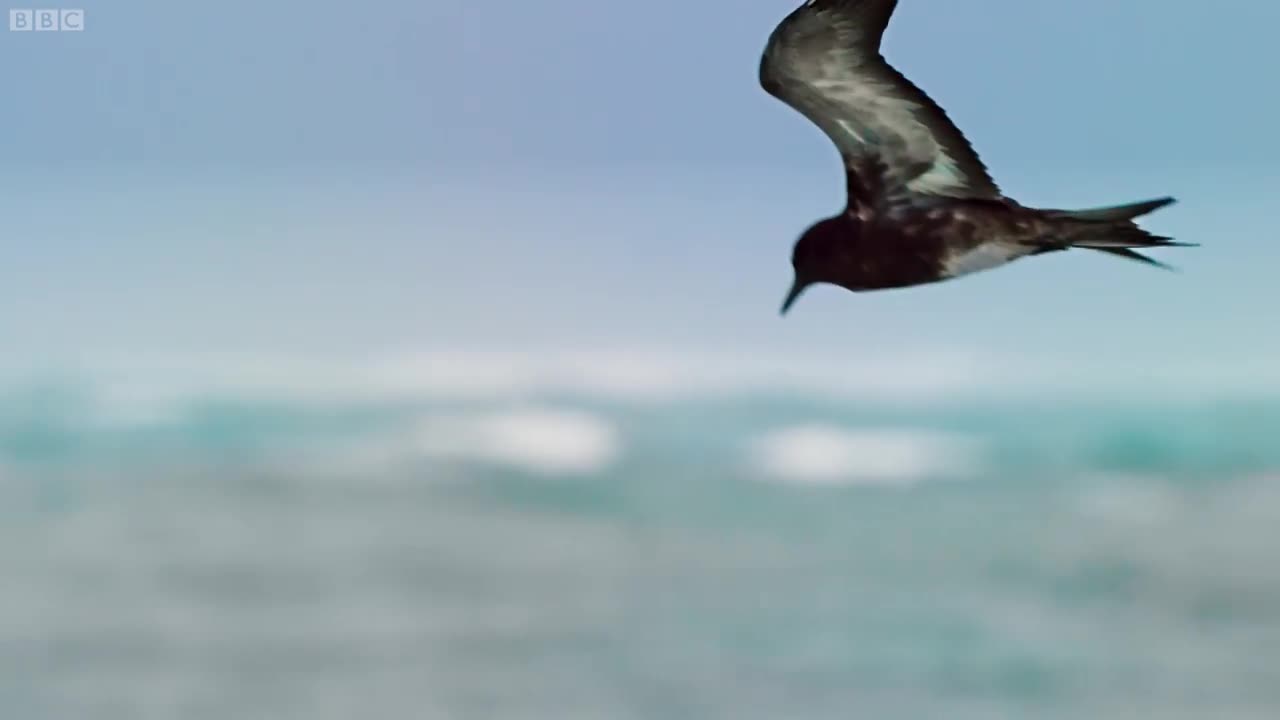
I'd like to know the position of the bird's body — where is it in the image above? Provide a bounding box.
[760,0,1191,312]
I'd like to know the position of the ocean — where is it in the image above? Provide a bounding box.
[3,359,1279,719]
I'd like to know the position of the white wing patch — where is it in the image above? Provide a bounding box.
[941,243,1022,278]
[818,70,972,198]
[908,152,966,195]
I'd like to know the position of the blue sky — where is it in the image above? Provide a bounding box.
[2,1,1279,382]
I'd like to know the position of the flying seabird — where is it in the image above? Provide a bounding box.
[760,0,1192,314]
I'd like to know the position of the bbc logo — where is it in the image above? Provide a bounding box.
[9,9,85,31]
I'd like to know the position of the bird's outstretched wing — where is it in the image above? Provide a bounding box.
[760,0,1001,200]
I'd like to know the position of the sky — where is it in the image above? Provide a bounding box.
[2,0,1280,388]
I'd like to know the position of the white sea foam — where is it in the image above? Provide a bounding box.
[1,347,1006,423]
[1076,477,1183,527]
[364,350,703,400]
[412,407,621,475]
[85,379,196,428]
[750,425,980,487]
[11,346,1273,437]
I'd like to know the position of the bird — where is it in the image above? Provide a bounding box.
[759,0,1193,314]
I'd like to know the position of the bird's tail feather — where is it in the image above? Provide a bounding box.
[1040,196,1193,270]
[1087,247,1178,270]
[1065,226,1194,250]
[1045,196,1177,223]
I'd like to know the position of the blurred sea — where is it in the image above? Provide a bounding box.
[3,355,1280,719]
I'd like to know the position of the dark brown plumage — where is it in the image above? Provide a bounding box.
[761,0,1192,314]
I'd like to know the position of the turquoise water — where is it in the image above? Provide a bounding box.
[3,377,1280,718]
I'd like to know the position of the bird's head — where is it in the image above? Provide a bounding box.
[780,216,851,315]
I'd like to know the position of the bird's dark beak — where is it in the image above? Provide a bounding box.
[780,277,808,316]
